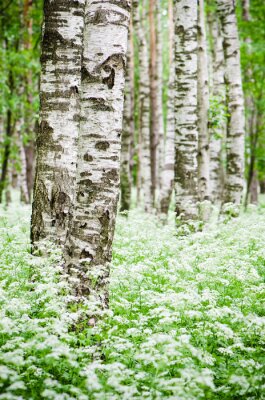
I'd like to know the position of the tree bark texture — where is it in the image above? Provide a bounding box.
[156,0,164,193]
[197,0,210,205]
[64,0,130,301]
[174,0,199,221]
[149,0,158,204]
[136,0,152,211]
[158,0,174,218]
[31,0,85,247]
[120,15,134,212]
[208,12,225,202]
[217,0,245,206]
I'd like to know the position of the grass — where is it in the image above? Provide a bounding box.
[0,200,264,399]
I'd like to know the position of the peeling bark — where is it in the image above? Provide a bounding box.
[64,0,130,302]
[31,0,85,247]
[174,0,199,221]
[217,0,245,206]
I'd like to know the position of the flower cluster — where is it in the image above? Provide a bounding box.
[0,201,264,399]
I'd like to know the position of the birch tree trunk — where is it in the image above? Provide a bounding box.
[197,0,210,212]
[149,0,158,204]
[174,0,199,221]
[156,0,164,192]
[120,16,134,212]
[208,13,225,202]
[64,0,130,302]
[158,0,174,218]
[216,0,245,206]
[31,0,85,247]
[136,0,152,211]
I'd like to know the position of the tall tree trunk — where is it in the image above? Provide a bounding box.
[216,0,245,206]
[0,108,12,203]
[149,0,158,205]
[136,0,152,211]
[156,0,164,192]
[23,0,35,200]
[120,15,134,212]
[197,0,210,212]
[64,1,130,301]
[207,12,225,202]
[31,0,85,247]
[158,0,174,218]
[17,119,30,204]
[174,0,199,221]
[242,0,258,208]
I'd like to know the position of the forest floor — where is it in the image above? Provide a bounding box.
[0,198,264,399]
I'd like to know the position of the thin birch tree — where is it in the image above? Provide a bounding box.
[159,0,174,218]
[175,0,199,221]
[216,0,245,206]
[197,0,211,216]
[208,11,225,202]
[120,16,134,212]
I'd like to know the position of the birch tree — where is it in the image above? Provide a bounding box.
[197,0,210,211]
[216,0,245,206]
[156,0,164,191]
[64,0,130,301]
[120,17,134,212]
[149,0,158,204]
[31,0,85,247]
[208,12,225,202]
[175,0,199,221]
[159,0,174,218]
[135,0,152,211]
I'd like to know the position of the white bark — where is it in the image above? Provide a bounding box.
[216,0,245,206]
[208,13,225,202]
[31,0,85,246]
[158,0,174,218]
[136,0,152,211]
[174,0,199,220]
[156,0,164,192]
[197,0,210,206]
[64,0,130,300]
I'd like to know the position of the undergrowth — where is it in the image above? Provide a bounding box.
[0,202,264,399]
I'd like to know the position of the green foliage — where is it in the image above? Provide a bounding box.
[208,95,228,140]
[0,201,265,399]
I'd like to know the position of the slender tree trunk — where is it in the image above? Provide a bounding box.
[158,0,174,218]
[242,0,258,208]
[23,0,35,200]
[156,0,164,192]
[64,1,130,301]
[149,0,158,205]
[216,0,245,206]
[207,13,225,202]
[17,119,30,204]
[0,108,12,203]
[174,0,199,221]
[197,0,210,213]
[31,0,85,247]
[120,16,134,212]
[136,0,152,211]
[259,179,265,194]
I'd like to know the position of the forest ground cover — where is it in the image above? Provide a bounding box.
[0,198,264,399]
